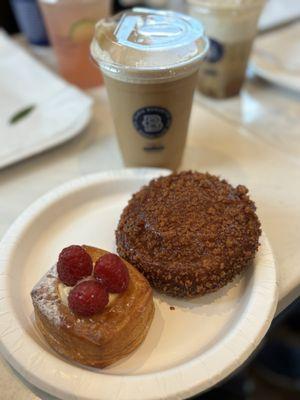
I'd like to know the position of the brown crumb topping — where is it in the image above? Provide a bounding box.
[116,171,261,297]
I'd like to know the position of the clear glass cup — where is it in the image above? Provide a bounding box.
[39,0,111,88]
[91,8,208,169]
[186,0,266,98]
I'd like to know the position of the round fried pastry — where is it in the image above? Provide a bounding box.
[116,171,261,297]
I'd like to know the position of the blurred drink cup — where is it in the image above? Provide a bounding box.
[186,0,266,98]
[91,8,208,169]
[39,0,111,88]
[10,0,49,45]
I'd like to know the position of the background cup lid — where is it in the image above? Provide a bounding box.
[186,0,266,11]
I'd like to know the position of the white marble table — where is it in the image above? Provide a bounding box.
[0,42,300,399]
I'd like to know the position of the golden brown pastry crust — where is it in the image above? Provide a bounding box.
[31,246,154,368]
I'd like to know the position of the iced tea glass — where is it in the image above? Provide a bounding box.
[39,0,111,88]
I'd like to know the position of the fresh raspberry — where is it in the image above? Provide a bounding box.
[68,279,109,317]
[94,253,129,293]
[57,245,93,286]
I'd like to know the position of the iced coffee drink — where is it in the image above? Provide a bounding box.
[186,0,266,98]
[91,8,208,169]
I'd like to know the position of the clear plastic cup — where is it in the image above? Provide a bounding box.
[91,8,208,169]
[39,0,111,88]
[186,0,266,98]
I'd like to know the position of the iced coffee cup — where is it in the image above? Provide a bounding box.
[186,0,266,98]
[91,8,208,169]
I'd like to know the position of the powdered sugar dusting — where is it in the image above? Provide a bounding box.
[31,265,62,326]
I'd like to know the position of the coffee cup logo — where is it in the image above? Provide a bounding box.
[205,38,224,63]
[133,107,172,139]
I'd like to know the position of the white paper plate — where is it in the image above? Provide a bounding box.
[0,106,92,170]
[258,0,300,31]
[251,22,300,92]
[0,169,278,400]
[0,30,93,169]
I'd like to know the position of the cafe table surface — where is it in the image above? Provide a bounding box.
[0,37,299,400]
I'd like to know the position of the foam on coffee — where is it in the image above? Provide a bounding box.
[187,0,263,43]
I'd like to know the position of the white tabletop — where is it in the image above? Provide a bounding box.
[0,40,300,399]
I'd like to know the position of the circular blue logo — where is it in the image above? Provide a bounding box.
[205,38,224,63]
[133,106,172,139]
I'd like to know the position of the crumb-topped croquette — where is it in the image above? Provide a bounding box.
[116,171,261,297]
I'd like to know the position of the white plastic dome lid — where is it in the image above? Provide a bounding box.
[91,8,208,81]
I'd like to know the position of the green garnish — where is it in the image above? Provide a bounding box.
[9,105,35,124]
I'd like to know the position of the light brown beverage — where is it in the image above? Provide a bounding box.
[187,0,266,98]
[198,39,254,98]
[103,72,198,169]
[91,8,208,169]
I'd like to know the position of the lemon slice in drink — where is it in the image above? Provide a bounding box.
[69,19,97,42]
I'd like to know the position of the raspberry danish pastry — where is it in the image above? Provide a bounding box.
[31,245,154,368]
